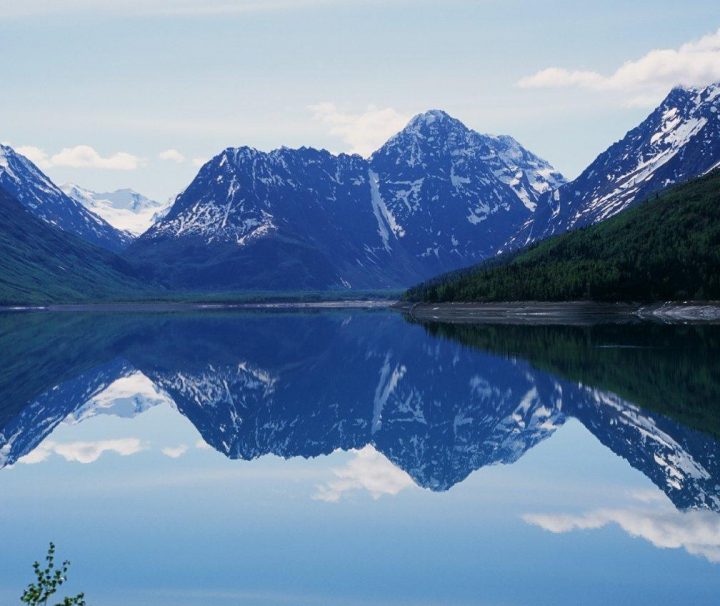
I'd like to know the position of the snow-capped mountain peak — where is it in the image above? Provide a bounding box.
[375,109,476,164]
[404,109,465,134]
[371,111,564,211]
[364,111,565,270]
[62,183,170,236]
[512,80,720,249]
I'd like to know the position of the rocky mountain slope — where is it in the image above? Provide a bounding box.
[512,82,720,248]
[0,144,131,251]
[129,111,564,290]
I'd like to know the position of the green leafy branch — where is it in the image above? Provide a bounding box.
[20,543,85,606]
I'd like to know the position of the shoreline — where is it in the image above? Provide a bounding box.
[2,299,719,323]
[0,300,397,313]
[396,300,720,325]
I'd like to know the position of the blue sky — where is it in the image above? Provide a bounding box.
[1,0,719,201]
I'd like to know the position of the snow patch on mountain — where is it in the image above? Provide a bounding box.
[62,184,170,236]
[511,81,720,249]
[133,111,566,288]
[368,169,403,250]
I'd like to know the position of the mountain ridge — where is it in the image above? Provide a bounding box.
[2,83,720,299]
[0,144,132,251]
[510,82,720,249]
[128,109,565,290]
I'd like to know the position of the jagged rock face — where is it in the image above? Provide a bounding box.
[512,83,720,249]
[130,111,564,290]
[369,111,563,275]
[149,148,364,246]
[0,144,132,251]
[133,147,401,288]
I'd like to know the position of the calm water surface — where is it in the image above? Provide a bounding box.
[0,310,718,606]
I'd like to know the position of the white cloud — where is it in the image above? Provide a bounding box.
[518,28,720,107]
[51,145,142,170]
[309,102,410,156]
[15,145,52,169]
[18,444,54,465]
[16,144,142,170]
[161,444,189,458]
[158,148,186,163]
[20,438,146,465]
[195,439,211,450]
[524,506,720,564]
[627,489,669,504]
[519,68,606,90]
[313,445,415,503]
[192,157,208,168]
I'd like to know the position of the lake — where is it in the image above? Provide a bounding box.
[1,309,718,606]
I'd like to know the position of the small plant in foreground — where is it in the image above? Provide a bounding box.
[20,543,85,606]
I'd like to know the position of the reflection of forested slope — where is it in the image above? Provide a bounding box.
[417,321,720,439]
[0,311,321,416]
[0,313,139,426]
[0,310,379,431]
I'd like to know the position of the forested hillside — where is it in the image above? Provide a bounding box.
[406,170,720,303]
[0,187,155,305]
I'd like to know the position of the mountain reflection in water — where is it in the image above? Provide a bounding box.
[1,310,718,515]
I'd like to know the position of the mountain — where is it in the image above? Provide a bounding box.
[62,184,170,236]
[406,169,720,303]
[512,82,720,248]
[367,110,564,274]
[0,186,154,305]
[129,147,409,289]
[128,110,564,290]
[0,144,132,251]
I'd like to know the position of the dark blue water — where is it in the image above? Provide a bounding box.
[1,310,718,605]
